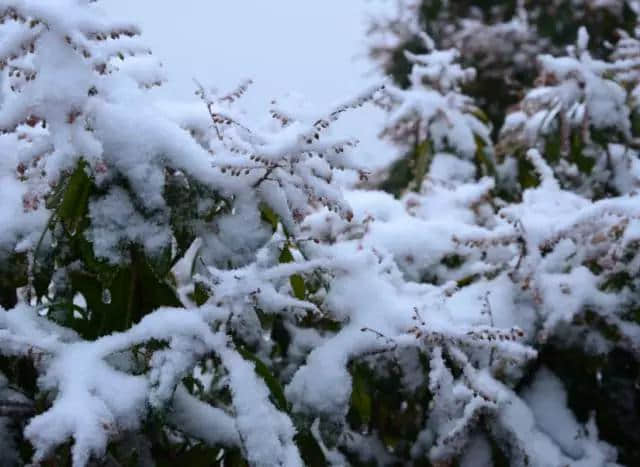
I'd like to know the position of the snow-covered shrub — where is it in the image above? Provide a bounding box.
[0,0,639,466]
[375,33,495,195]
[369,4,640,463]
[0,1,387,465]
[498,28,640,199]
[0,1,544,466]
[495,149,640,353]
[369,0,640,130]
[322,148,629,465]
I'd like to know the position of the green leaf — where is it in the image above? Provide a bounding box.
[294,430,327,467]
[58,160,92,236]
[153,444,243,467]
[474,135,496,177]
[271,315,291,357]
[236,346,289,413]
[379,150,414,197]
[412,140,431,192]
[457,274,478,288]
[601,271,632,292]
[279,245,306,300]
[67,248,181,339]
[0,252,28,308]
[570,131,595,174]
[632,109,640,138]
[188,282,210,306]
[470,107,490,125]
[517,150,540,189]
[182,374,205,395]
[544,131,562,164]
[349,363,372,427]
[289,274,306,301]
[259,203,279,232]
[441,254,464,269]
[279,245,295,264]
[151,244,174,278]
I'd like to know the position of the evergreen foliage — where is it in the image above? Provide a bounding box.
[0,1,639,466]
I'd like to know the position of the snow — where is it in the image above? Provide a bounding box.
[88,187,171,263]
[0,1,639,466]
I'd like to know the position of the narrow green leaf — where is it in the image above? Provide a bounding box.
[294,430,327,467]
[278,245,294,264]
[236,346,289,413]
[58,160,92,236]
[259,203,279,232]
[349,364,372,426]
[189,282,210,306]
[412,140,431,192]
[279,245,306,300]
[289,274,306,300]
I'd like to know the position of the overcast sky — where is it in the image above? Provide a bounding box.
[103,0,395,168]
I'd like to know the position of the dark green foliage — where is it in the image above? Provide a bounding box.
[65,248,181,340]
[379,150,415,197]
[344,358,431,462]
[28,161,181,340]
[540,345,640,465]
[0,252,27,309]
[235,344,328,465]
[379,0,638,132]
[0,159,254,465]
[279,243,307,301]
[370,3,640,465]
[237,345,289,413]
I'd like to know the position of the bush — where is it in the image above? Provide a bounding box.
[0,1,639,466]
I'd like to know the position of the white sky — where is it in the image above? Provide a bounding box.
[103,0,396,168]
